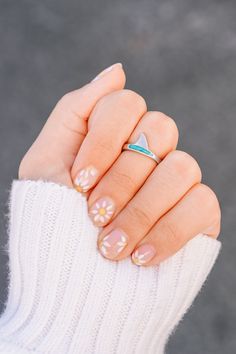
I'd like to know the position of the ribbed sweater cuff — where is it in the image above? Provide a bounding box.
[0,180,221,354]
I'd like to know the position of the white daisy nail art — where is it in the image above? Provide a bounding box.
[132,245,156,266]
[89,198,115,226]
[99,229,128,259]
[74,166,98,193]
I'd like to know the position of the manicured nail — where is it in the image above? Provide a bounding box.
[89,197,115,226]
[99,229,128,259]
[73,166,99,193]
[132,244,156,266]
[92,63,122,82]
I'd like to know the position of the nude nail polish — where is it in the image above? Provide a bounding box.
[92,63,122,82]
[132,244,156,265]
[89,197,115,227]
[99,229,128,259]
[73,166,98,193]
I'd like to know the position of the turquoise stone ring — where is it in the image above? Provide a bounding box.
[122,133,161,164]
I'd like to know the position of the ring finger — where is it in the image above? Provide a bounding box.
[97,150,202,259]
[88,112,179,227]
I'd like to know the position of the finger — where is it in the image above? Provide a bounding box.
[71,89,147,193]
[131,183,221,266]
[97,150,202,259]
[21,63,126,175]
[88,112,178,227]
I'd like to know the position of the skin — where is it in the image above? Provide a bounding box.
[19,63,221,266]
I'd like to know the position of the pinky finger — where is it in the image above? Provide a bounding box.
[131,183,221,266]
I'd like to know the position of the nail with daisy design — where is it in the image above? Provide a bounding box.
[73,166,98,193]
[98,229,128,259]
[89,197,115,227]
[131,244,156,266]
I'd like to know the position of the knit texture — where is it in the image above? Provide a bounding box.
[0,180,221,354]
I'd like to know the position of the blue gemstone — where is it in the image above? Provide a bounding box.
[129,144,152,156]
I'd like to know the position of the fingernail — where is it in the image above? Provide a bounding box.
[89,197,115,226]
[92,63,122,82]
[73,166,99,193]
[132,244,156,266]
[99,229,128,259]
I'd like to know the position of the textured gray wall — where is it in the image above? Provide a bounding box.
[0,1,235,353]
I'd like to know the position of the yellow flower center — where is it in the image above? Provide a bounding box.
[99,207,106,216]
[75,184,83,193]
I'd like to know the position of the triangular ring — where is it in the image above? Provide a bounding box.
[122,132,161,164]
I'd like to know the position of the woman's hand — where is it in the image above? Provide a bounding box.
[19,64,221,266]
[19,63,125,186]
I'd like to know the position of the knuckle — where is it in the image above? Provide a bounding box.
[146,112,179,145]
[167,150,202,181]
[126,203,153,228]
[110,169,137,195]
[196,183,221,221]
[113,89,147,112]
[161,114,179,143]
[94,89,147,118]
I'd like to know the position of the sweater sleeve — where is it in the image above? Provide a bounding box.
[0,180,221,354]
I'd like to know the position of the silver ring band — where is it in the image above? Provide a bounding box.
[122,133,161,164]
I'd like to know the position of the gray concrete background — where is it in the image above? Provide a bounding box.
[0,0,235,353]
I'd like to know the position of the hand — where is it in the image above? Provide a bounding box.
[19,64,221,266]
[19,63,125,186]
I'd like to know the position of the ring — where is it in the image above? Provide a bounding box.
[122,132,161,164]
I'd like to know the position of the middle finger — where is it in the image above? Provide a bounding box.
[88,111,178,226]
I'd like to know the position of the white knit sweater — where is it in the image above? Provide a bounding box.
[0,180,221,354]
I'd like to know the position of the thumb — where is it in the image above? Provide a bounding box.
[19,63,126,183]
[39,63,126,157]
